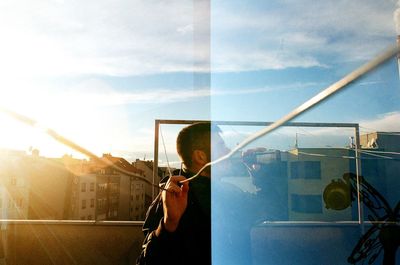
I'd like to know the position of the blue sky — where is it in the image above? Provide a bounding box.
[0,0,399,163]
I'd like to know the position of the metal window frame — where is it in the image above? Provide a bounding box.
[153,119,363,227]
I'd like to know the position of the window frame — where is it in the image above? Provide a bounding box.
[153,119,364,226]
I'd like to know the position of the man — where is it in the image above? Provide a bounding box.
[136,122,229,265]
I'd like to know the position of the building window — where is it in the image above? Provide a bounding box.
[90,199,94,208]
[97,199,104,210]
[290,161,321,179]
[82,199,86,209]
[136,194,140,200]
[110,183,119,193]
[98,183,107,192]
[88,215,92,220]
[90,182,95,191]
[291,194,322,213]
[81,183,87,192]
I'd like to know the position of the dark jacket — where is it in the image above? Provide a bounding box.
[136,171,211,265]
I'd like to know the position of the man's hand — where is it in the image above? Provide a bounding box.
[159,175,189,233]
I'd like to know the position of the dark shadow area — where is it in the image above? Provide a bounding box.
[0,222,144,265]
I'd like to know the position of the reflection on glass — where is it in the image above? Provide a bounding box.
[211,124,400,265]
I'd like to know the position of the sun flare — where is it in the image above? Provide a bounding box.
[0,85,121,158]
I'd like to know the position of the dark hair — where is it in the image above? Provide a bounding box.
[176,122,220,169]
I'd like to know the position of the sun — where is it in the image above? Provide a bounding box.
[0,83,109,158]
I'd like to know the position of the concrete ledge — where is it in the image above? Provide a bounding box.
[0,222,145,265]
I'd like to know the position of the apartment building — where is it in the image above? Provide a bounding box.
[0,149,30,219]
[360,131,400,207]
[132,159,167,213]
[286,148,353,221]
[70,174,97,220]
[130,179,145,220]
[253,132,400,222]
[0,149,76,220]
[67,154,145,221]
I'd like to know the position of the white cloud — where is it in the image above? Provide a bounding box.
[177,24,194,35]
[49,80,320,107]
[212,48,326,72]
[212,0,398,71]
[360,111,400,132]
[0,0,397,77]
[0,76,321,154]
[0,0,208,77]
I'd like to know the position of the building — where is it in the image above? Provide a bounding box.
[132,159,168,212]
[285,148,354,222]
[252,131,400,222]
[130,179,145,220]
[69,173,97,220]
[28,154,73,220]
[250,148,359,222]
[67,154,145,221]
[0,149,30,219]
[360,132,400,208]
[0,150,148,221]
[0,149,74,220]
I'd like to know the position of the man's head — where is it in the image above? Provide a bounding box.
[176,122,229,175]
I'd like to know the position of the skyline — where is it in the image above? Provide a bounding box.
[0,0,400,164]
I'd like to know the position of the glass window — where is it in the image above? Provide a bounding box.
[97,199,103,210]
[0,0,398,264]
[208,1,400,263]
[81,183,86,192]
[290,161,321,179]
[0,0,195,224]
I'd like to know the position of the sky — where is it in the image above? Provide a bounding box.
[0,0,399,164]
